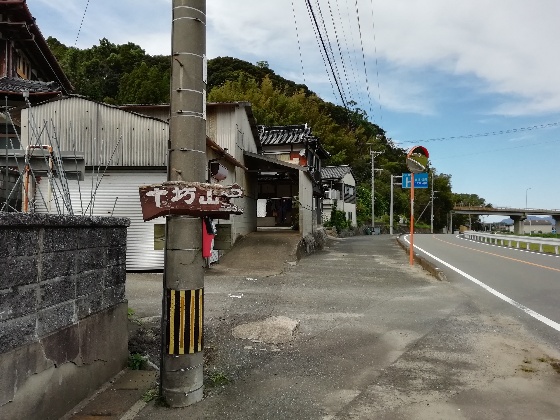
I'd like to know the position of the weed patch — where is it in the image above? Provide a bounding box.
[142,387,159,403]
[128,353,147,370]
[207,370,230,387]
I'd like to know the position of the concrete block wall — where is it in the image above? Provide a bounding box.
[0,213,130,420]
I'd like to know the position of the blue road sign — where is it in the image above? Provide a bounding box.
[402,173,428,188]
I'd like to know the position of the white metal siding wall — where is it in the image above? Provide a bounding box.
[236,107,259,154]
[231,168,257,241]
[215,108,236,160]
[299,173,314,236]
[341,173,356,187]
[36,170,167,271]
[206,112,217,143]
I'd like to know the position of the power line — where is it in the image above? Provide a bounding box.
[313,0,349,106]
[352,0,375,120]
[437,137,558,160]
[400,121,560,144]
[74,0,91,47]
[304,0,337,101]
[304,0,348,108]
[326,0,352,104]
[291,0,307,86]
[369,0,383,123]
[341,0,365,109]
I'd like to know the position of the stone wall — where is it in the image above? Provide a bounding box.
[0,213,130,420]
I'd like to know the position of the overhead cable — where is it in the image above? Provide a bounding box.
[74,0,91,47]
[369,0,383,123]
[305,0,348,108]
[291,0,307,86]
[400,122,560,144]
[304,0,337,101]
[313,0,349,105]
[353,0,375,120]
[325,0,352,105]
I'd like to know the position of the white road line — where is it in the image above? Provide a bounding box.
[404,236,560,333]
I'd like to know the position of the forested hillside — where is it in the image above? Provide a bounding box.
[46,37,488,229]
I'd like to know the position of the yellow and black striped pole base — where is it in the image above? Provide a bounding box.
[162,288,204,406]
[166,288,203,354]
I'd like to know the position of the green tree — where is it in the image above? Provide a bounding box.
[324,200,350,233]
[47,37,169,104]
[118,62,170,104]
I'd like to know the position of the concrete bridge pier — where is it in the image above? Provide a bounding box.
[510,215,526,235]
[553,214,560,233]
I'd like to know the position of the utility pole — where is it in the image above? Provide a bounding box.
[390,174,402,235]
[162,0,206,407]
[430,173,434,233]
[430,172,438,234]
[370,148,382,231]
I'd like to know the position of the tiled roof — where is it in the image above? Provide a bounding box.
[321,165,353,181]
[0,77,61,94]
[258,124,330,158]
[259,124,315,146]
[0,1,73,92]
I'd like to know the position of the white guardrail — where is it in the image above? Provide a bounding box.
[462,231,560,254]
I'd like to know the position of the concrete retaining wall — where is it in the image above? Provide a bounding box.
[0,213,130,420]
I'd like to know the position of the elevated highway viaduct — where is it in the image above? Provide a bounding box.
[452,206,560,234]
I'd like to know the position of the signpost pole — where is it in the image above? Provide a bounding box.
[390,175,394,235]
[430,172,435,234]
[410,173,415,265]
[162,0,206,407]
[405,145,428,266]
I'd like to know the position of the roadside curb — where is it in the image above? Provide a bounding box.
[396,235,447,281]
[62,370,158,420]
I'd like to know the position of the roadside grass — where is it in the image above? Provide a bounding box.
[516,242,557,253]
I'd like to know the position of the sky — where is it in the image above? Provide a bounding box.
[27,0,560,218]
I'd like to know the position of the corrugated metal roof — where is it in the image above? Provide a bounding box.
[20,96,169,167]
[321,165,353,181]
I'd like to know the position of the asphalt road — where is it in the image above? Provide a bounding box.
[408,233,560,348]
[131,234,560,419]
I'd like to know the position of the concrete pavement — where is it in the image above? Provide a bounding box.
[66,232,560,419]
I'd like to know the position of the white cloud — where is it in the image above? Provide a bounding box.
[26,0,560,117]
[365,0,560,115]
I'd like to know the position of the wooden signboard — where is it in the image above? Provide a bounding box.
[139,181,243,221]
